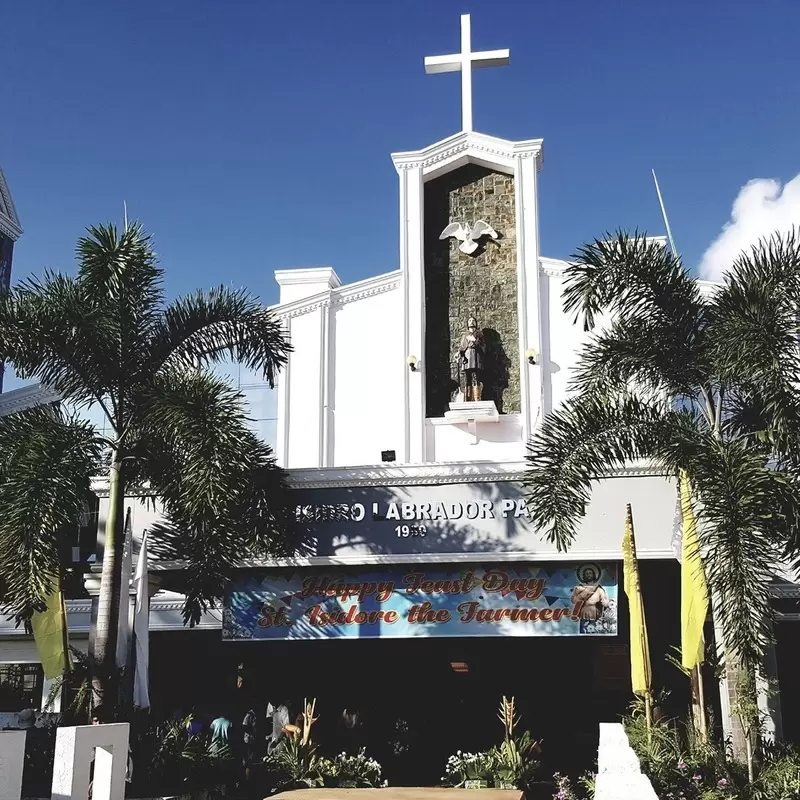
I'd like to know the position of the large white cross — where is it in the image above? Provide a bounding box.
[424,14,510,133]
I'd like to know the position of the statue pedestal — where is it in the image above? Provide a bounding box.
[443,400,499,444]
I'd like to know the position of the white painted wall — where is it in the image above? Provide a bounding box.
[332,289,404,466]
[96,495,162,558]
[545,272,587,410]
[427,416,525,462]
[285,309,324,468]
[0,638,88,665]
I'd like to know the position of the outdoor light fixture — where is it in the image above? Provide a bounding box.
[449,661,469,673]
[525,348,538,365]
[407,355,419,371]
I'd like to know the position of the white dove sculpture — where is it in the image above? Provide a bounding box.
[439,220,499,255]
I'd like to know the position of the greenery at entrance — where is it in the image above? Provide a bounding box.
[262,698,385,791]
[442,696,541,791]
[624,699,800,800]
[524,231,800,780]
[0,222,293,711]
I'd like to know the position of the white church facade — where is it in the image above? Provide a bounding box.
[1,14,798,774]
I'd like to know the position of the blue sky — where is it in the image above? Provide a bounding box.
[2,1,799,343]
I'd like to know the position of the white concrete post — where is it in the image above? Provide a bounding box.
[398,163,426,463]
[51,723,129,800]
[0,730,26,800]
[594,722,658,800]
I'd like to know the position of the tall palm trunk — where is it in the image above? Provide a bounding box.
[91,454,126,711]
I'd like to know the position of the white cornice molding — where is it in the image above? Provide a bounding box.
[150,546,678,573]
[540,257,570,277]
[274,267,342,288]
[270,270,401,320]
[336,270,401,304]
[770,583,800,599]
[286,459,667,489]
[696,279,722,297]
[0,166,23,241]
[90,476,153,497]
[540,258,725,292]
[89,459,667,496]
[392,130,543,177]
[0,383,60,417]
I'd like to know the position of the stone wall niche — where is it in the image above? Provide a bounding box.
[423,164,519,418]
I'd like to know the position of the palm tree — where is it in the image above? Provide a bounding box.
[0,222,292,709]
[525,231,800,761]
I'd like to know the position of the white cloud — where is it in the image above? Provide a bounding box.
[699,174,800,281]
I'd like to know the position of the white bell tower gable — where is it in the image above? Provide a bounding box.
[392,131,544,463]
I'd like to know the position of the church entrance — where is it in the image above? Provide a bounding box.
[148,561,684,787]
[151,632,629,785]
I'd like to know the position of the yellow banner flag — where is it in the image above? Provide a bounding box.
[680,472,708,671]
[31,576,71,680]
[622,504,652,697]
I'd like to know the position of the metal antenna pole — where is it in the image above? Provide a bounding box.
[652,169,678,256]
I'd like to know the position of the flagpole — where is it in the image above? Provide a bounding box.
[641,583,653,742]
[695,664,708,740]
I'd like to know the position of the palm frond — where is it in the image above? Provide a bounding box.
[76,222,163,324]
[0,272,112,410]
[76,223,164,417]
[525,394,674,549]
[685,437,784,670]
[708,229,800,461]
[572,315,706,401]
[151,286,291,386]
[137,369,293,624]
[563,231,704,333]
[0,406,102,620]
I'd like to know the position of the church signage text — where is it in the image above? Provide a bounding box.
[295,498,531,523]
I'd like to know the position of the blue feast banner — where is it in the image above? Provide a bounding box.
[223,562,618,641]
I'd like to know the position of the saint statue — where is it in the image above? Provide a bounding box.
[457,316,485,402]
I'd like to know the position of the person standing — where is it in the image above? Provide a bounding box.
[241,705,261,796]
[210,714,232,756]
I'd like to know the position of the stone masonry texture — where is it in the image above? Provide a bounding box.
[424,165,519,417]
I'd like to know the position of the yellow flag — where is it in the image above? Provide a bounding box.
[31,576,71,680]
[622,504,652,696]
[680,472,708,671]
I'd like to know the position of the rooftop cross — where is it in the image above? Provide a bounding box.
[424,14,510,133]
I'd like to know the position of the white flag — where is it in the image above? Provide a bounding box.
[116,508,133,669]
[133,532,150,709]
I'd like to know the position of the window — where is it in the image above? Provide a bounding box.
[0,664,43,711]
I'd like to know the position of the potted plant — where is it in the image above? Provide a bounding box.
[442,751,496,788]
[330,749,383,788]
[442,697,541,791]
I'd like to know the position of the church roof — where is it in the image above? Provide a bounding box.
[0,383,60,416]
[0,165,23,241]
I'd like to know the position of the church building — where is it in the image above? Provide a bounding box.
[0,16,798,781]
[0,165,23,392]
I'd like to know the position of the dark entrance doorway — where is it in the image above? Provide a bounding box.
[775,620,800,746]
[150,632,629,784]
